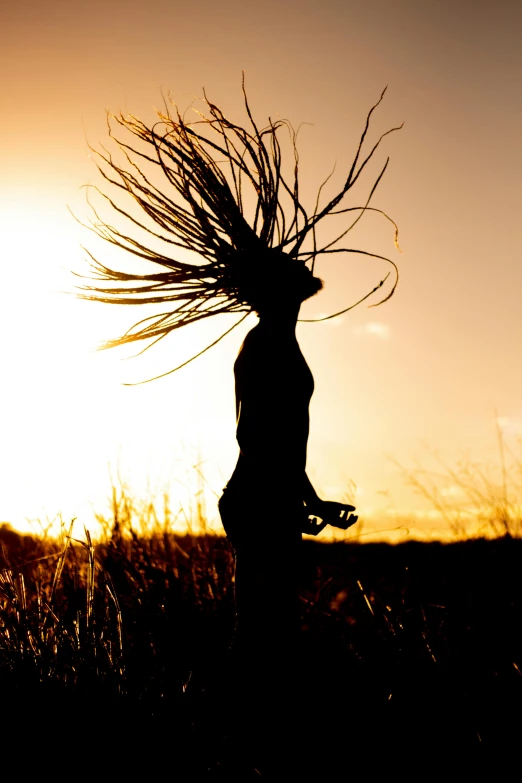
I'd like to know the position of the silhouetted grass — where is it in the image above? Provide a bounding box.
[1,485,521,776]
[392,422,522,539]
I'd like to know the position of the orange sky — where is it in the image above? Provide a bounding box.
[1,0,521,541]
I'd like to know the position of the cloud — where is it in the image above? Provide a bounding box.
[352,321,391,340]
[496,416,522,437]
[440,484,464,498]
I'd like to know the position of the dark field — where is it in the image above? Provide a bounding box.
[1,523,521,778]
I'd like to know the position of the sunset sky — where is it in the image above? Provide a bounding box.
[1,0,521,541]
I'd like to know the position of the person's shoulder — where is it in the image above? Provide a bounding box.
[235,326,278,374]
[238,325,272,355]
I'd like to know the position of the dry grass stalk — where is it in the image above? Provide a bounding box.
[0,523,125,692]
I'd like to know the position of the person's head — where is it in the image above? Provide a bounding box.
[234,250,323,316]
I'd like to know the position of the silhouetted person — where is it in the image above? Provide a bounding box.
[79,81,398,777]
[218,258,357,771]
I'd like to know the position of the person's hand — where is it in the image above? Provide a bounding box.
[303,497,329,520]
[304,500,358,530]
[321,501,358,530]
[301,514,328,536]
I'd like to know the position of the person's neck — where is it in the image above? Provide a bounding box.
[257,304,300,335]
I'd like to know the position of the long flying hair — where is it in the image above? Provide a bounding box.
[76,77,402,381]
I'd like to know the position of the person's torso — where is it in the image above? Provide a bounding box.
[226,325,314,501]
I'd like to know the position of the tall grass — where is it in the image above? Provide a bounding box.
[0,520,125,698]
[1,464,522,771]
[0,491,235,703]
[392,424,522,539]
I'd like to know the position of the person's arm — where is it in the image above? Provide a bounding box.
[302,471,321,507]
[302,473,358,534]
